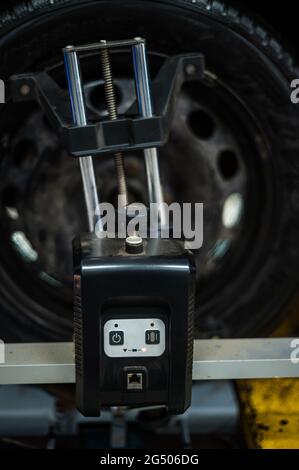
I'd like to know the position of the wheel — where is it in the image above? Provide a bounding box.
[0,0,299,341]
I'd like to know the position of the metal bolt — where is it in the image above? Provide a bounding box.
[19,84,31,97]
[185,63,197,76]
[100,40,128,208]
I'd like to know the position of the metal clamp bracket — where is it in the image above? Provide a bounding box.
[10,52,204,157]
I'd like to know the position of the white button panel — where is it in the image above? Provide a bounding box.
[103,318,166,358]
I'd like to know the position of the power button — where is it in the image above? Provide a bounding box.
[109,331,124,346]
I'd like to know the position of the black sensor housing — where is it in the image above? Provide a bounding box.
[73,235,195,417]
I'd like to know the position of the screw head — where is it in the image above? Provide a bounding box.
[19,84,31,97]
[185,63,197,76]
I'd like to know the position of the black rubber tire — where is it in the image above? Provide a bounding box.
[1,0,299,340]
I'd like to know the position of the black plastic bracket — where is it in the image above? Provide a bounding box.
[9,54,204,157]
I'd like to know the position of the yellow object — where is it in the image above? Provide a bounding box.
[238,379,299,449]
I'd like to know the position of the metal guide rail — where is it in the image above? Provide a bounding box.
[0,338,298,385]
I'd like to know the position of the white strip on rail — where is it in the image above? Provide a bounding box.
[0,338,298,384]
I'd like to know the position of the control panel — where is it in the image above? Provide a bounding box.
[104,318,166,358]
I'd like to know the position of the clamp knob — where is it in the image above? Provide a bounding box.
[125,235,143,254]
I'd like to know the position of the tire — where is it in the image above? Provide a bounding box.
[0,0,299,340]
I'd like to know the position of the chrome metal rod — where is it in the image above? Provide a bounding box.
[64,46,100,232]
[0,338,298,384]
[132,38,167,228]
